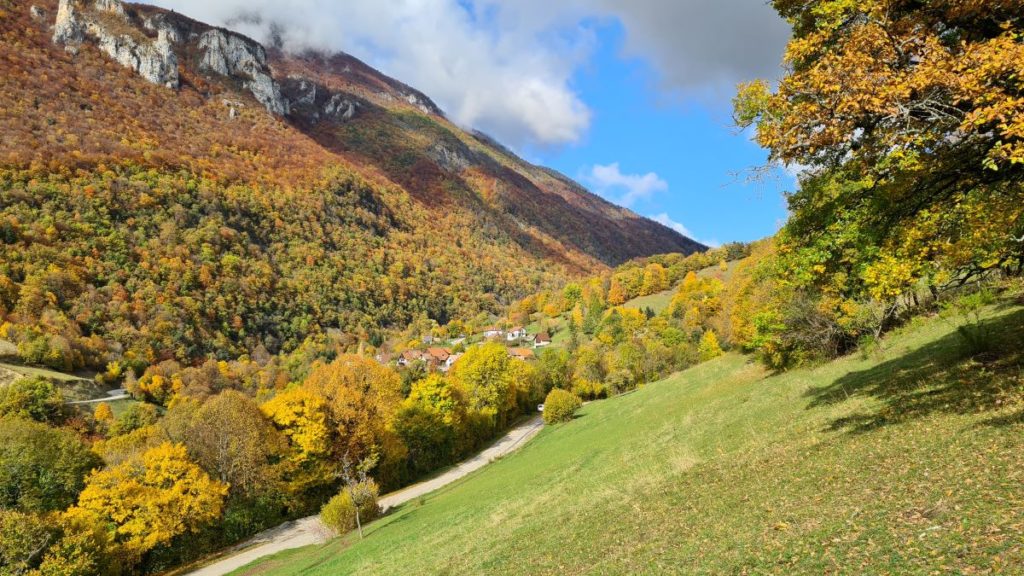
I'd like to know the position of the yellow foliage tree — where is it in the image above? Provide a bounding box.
[72,443,227,561]
[640,263,669,295]
[448,343,524,427]
[406,374,466,426]
[698,330,724,362]
[93,402,113,424]
[607,278,626,306]
[261,387,332,461]
[303,355,404,461]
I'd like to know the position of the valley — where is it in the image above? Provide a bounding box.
[234,298,1024,575]
[0,0,1022,575]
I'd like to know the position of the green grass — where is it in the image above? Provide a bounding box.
[0,361,107,401]
[620,261,741,316]
[697,259,739,283]
[622,290,673,314]
[242,302,1024,575]
[0,361,92,383]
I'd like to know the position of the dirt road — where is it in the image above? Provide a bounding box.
[184,415,545,576]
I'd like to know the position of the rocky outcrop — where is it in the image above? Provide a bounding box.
[52,0,84,45]
[51,1,288,115]
[96,27,178,88]
[197,29,288,116]
[142,12,183,44]
[280,76,359,123]
[52,0,179,88]
[325,94,357,121]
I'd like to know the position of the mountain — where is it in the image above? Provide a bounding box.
[0,0,702,367]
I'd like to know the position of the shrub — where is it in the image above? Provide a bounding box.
[109,403,159,437]
[571,378,606,401]
[697,330,724,362]
[542,389,581,424]
[603,369,634,396]
[0,377,68,424]
[320,480,380,534]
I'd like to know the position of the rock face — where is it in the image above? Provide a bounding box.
[52,0,84,45]
[198,29,289,116]
[52,0,178,88]
[280,76,359,123]
[51,0,289,116]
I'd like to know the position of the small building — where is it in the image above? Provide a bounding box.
[397,349,428,367]
[509,348,535,362]
[506,326,527,341]
[426,347,451,365]
[442,353,463,372]
[533,332,552,348]
[483,326,504,339]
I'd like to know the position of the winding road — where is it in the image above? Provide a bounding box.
[184,414,545,576]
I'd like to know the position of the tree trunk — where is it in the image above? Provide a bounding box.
[351,488,364,539]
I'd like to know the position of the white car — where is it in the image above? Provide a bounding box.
[537,404,545,412]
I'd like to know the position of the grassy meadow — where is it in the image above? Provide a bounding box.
[235,299,1024,575]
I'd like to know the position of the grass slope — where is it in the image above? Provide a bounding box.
[623,290,674,315]
[239,303,1024,575]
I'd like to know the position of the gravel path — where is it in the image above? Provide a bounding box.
[184,415,545,576]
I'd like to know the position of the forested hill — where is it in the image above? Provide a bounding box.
[0,0,702,368]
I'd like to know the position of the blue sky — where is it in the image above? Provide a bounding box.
[157,0,794,245]
[531,21,793,246]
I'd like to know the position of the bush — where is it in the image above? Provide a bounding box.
[0,377,68,424]
[571,378,606,401]
[109,403,159,437]
[320,481,380,534]
[542,389,581,424]
[697,330,724,362]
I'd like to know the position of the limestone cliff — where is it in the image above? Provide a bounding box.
[53,0,178,88]
[51,0,288,115]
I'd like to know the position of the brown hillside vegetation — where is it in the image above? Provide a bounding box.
[0,0,702,368]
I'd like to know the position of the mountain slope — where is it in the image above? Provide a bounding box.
[0,0,701,366]
[237,302,1024,575]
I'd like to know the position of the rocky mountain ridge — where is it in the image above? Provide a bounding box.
[0,0,704,368]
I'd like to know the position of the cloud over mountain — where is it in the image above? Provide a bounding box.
[153,0,789,148]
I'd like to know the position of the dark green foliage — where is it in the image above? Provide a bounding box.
[0,417,101,513]
[0,510,56,575]
[0,377,69,424]
[393,404,456,478]
[109,403,159,437]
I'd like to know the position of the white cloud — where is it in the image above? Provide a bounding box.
[152,0,592,148]
[600,0,791,97]
[151,0,790,149]
[585,162,668,207]
[650,213,719,247]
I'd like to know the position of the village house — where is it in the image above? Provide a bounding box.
[483,326,504,339]
[506,326,527,341]
[426,347,451,366]
[533,332,552,348]
[442,353,462,372]
[397,349,428,367]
